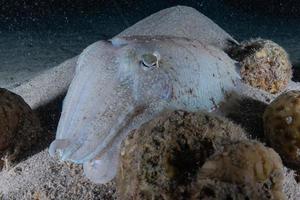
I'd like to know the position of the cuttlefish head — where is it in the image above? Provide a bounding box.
[49,37,175,183]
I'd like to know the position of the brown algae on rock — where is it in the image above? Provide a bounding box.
[194,141,285,200]
[229,38,292,94]
[263,90,300,169]
[0,88,41,169]
[116,110,248,200]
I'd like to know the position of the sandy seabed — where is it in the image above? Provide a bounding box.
[0,3,300,199]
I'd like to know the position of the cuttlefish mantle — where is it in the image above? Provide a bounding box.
[49,35,240,184]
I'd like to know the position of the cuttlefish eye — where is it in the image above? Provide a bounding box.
[140,52,160,70]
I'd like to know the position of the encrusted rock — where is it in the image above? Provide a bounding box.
[193,141,285,200]
[116,111,247,200]
[263,90,300,169]
[0,88,41,169]
[229,38,292,94]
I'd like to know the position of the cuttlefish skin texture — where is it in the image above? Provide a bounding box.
[49,36,239,184]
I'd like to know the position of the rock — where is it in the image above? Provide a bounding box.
[263,90,300,169]
[116,111,247,200]
[195,141,286,200]
[0,88,41,170]
[228,39,292,94]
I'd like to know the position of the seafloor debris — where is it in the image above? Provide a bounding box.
[193,141,285,200]
[263,90,300,169]
[0,88,41,169]
[116,110,248,200]
[228,38,292,94]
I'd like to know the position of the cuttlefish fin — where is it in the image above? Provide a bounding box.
[109,37,130,48]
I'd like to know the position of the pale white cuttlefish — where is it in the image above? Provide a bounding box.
[49,35,240,184]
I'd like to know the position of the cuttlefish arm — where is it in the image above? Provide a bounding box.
[49,40,138,163]
[83,102,168,184]
[83,141,120,184]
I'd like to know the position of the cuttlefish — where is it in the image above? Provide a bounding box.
[49,35,240,184]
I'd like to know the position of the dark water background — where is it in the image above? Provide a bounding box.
[0,0,300,79]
